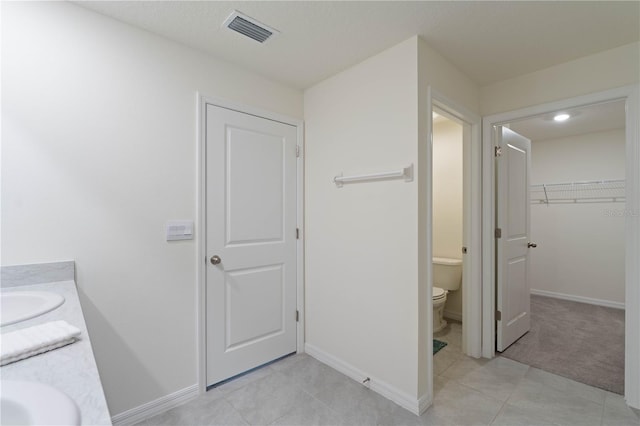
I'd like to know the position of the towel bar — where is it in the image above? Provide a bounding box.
[334,164,413,187]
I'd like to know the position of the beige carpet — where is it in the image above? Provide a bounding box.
[499,294,625,394]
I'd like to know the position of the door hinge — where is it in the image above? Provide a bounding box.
[296,310,299,322]
[496,310,502,321]
[495,228,502,238]
[494,146,502,157]
[296,145,300,157]
[296,228,299,239]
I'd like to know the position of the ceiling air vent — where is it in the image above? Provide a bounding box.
[223,11,279,43]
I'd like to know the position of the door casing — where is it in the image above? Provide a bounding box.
[481,85,640,409]
[424,88,483,410]
[196,94,305,394]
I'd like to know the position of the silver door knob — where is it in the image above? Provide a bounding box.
[210,255,222,265]
[527,242,537,248]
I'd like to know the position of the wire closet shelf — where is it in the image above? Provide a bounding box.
[531,179,626,204]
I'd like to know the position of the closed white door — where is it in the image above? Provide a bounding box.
[206,104,297,386]
[496,126,532,352]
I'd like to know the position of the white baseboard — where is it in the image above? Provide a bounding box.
[443,310,462,322]
[304,343,427,415]
[417,392,432,415]
[111,384,199,426]
[530,289,625,310]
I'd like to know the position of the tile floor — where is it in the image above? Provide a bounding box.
[136,322,640,425]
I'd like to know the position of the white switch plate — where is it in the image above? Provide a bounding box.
[166,221,194,241]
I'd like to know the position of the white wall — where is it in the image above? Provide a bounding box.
[304,35,480,409]
[1,1,303,417]
[432,119,463,318]
[304,37,421,403]
[480,42,640,115]
[433,119,463,259]
[530,129,626,305]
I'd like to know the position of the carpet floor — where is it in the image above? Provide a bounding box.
[499,294,625,394]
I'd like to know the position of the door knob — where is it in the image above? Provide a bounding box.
[527,242,537,248]
[210,255,222,265]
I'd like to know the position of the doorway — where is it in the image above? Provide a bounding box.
[497,100,626,394]
[432,108,465,337]
[426,90,482,406]
[481,86,640,407]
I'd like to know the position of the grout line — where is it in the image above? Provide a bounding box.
[267,411,289,425]
[219,371,276,426]
[599,392,607,426]
[488,399,509,425]
[505,365,530,405]
[303,387,346,423]
[437,354,461,378]
[221,392,253,426]
[448,378,505,404]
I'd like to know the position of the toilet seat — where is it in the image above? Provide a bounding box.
[432,287,447,301]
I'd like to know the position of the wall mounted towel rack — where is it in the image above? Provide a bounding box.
[531,179,625,204]
[334,164,413,188]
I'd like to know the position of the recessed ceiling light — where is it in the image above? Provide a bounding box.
[554,113,570,122]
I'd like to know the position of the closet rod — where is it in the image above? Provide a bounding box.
[334,164,413,187]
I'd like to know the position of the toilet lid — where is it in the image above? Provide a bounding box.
[432,287,446,300]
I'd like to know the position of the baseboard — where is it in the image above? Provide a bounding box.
[530,289,625,310]
[111,384,199,426]
[417,392,432,415]
[443,310,462,322]
[304,343,423,415]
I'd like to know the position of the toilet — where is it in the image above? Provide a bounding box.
[432,257,462,332]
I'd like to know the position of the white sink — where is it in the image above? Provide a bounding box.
[0,380,81,425]
[0,291,65,327]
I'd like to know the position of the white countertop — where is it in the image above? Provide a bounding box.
[1,280,112,425]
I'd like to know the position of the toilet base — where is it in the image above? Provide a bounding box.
[434,316,448,333]
[433,297,448,333]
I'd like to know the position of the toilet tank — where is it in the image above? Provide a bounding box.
[433,257,462,291]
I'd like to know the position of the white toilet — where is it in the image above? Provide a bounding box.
[433,257,462,332]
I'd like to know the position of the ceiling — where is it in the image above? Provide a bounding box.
[508,100,626,142]
[75,1,639,90]
[433,100,625,141]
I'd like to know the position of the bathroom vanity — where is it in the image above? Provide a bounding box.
[0,261,112,425]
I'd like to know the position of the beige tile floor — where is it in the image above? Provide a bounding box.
[136,322,640,425]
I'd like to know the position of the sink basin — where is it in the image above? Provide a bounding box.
[0,291,65,327]
[0,380,81,425]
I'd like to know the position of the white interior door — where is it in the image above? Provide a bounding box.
[496,126,532,352]
[206,104,297,386]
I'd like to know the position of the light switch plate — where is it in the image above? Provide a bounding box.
[166,221,194,241]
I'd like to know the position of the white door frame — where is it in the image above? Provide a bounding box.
[425,88,483,406]
[481,85,640,409]
[429,89,483,357]
[195,94,305,394]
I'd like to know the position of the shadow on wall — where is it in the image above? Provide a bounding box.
[77,289,164,417]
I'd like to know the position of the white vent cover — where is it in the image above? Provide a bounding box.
[223,10,279,43]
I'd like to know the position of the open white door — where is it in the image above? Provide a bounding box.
[496,126,533,352]
[206,104,298,386]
